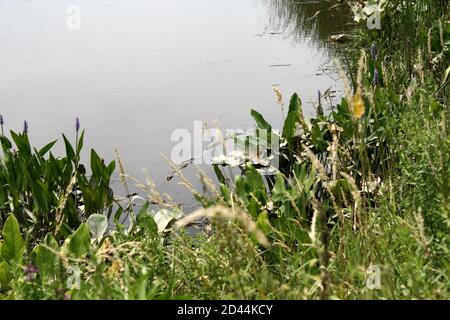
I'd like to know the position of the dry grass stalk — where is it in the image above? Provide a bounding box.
[174,205,270,248]
[161,153,202,199]
[340,172,363,231]
[55,173,78,234]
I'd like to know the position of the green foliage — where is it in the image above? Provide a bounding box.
[68,223,91,258]
[1,215,25,265]
[0,129,115,240]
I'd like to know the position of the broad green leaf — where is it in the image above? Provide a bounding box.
[1,215,25,264]
[271,174,287,202]
[90,149,103,178]
[10,131,31,156]
[0,136,13,150]
[35,234,59,275]
[282,94,303,149]
[0,261,12,289]
[245,163,267,198]
[62,134,75,162]
[137,212,158,235]
[87,214,108,241]
[220,184,232,204]
[132,274,148,300]
[69,223,91,257]
[76,130,85,156]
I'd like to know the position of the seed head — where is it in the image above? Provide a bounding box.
[23,120,28,134]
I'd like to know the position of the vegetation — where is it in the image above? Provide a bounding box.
[0,0,449,299]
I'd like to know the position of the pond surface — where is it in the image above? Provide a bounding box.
[0,0,350,207]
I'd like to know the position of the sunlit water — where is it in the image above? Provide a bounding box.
[0,0,342,208]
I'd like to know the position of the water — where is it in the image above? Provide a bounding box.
[0,0,349,208]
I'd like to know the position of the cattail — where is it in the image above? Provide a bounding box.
[373,68,380,87]
[23,120,28,134]
[370,43,378,61]
[76,117,80,133]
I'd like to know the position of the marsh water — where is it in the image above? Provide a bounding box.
[0,0,352,207]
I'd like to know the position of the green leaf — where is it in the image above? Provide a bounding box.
[10,131,31,156]
[90,149,103,178]
[35,234,59,275]
[87,214,108,241]
[245,163,267,198]
[62,134,75,162]
[271,174,288,202]
[251,109,272,131]
[282,94,302,149]
[37,140,58,158]
[137,209,158,235]
[31,181,50,214]
[1,215,25,264]
[0,261,12,289]
[76,130,85,156]
[131,273,148,300]
[256,211,272,234]
[220,184,232,204]
[213,165,227,185]
[0,136,12,150]
[69,223,91,257]
[107,161,116,178]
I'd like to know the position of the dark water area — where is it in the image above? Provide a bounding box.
[0,0,354,209]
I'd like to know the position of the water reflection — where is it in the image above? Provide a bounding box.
[0,0,348,208]
[268,0,354,47]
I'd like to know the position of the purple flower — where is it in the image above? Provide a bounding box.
[318,90,322,106]
[23,120,28,134]
[76,117,80,133]
[24,264,38,281]
[370,43,378,61]
[0,115,4,126]
[373,68,380,87]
